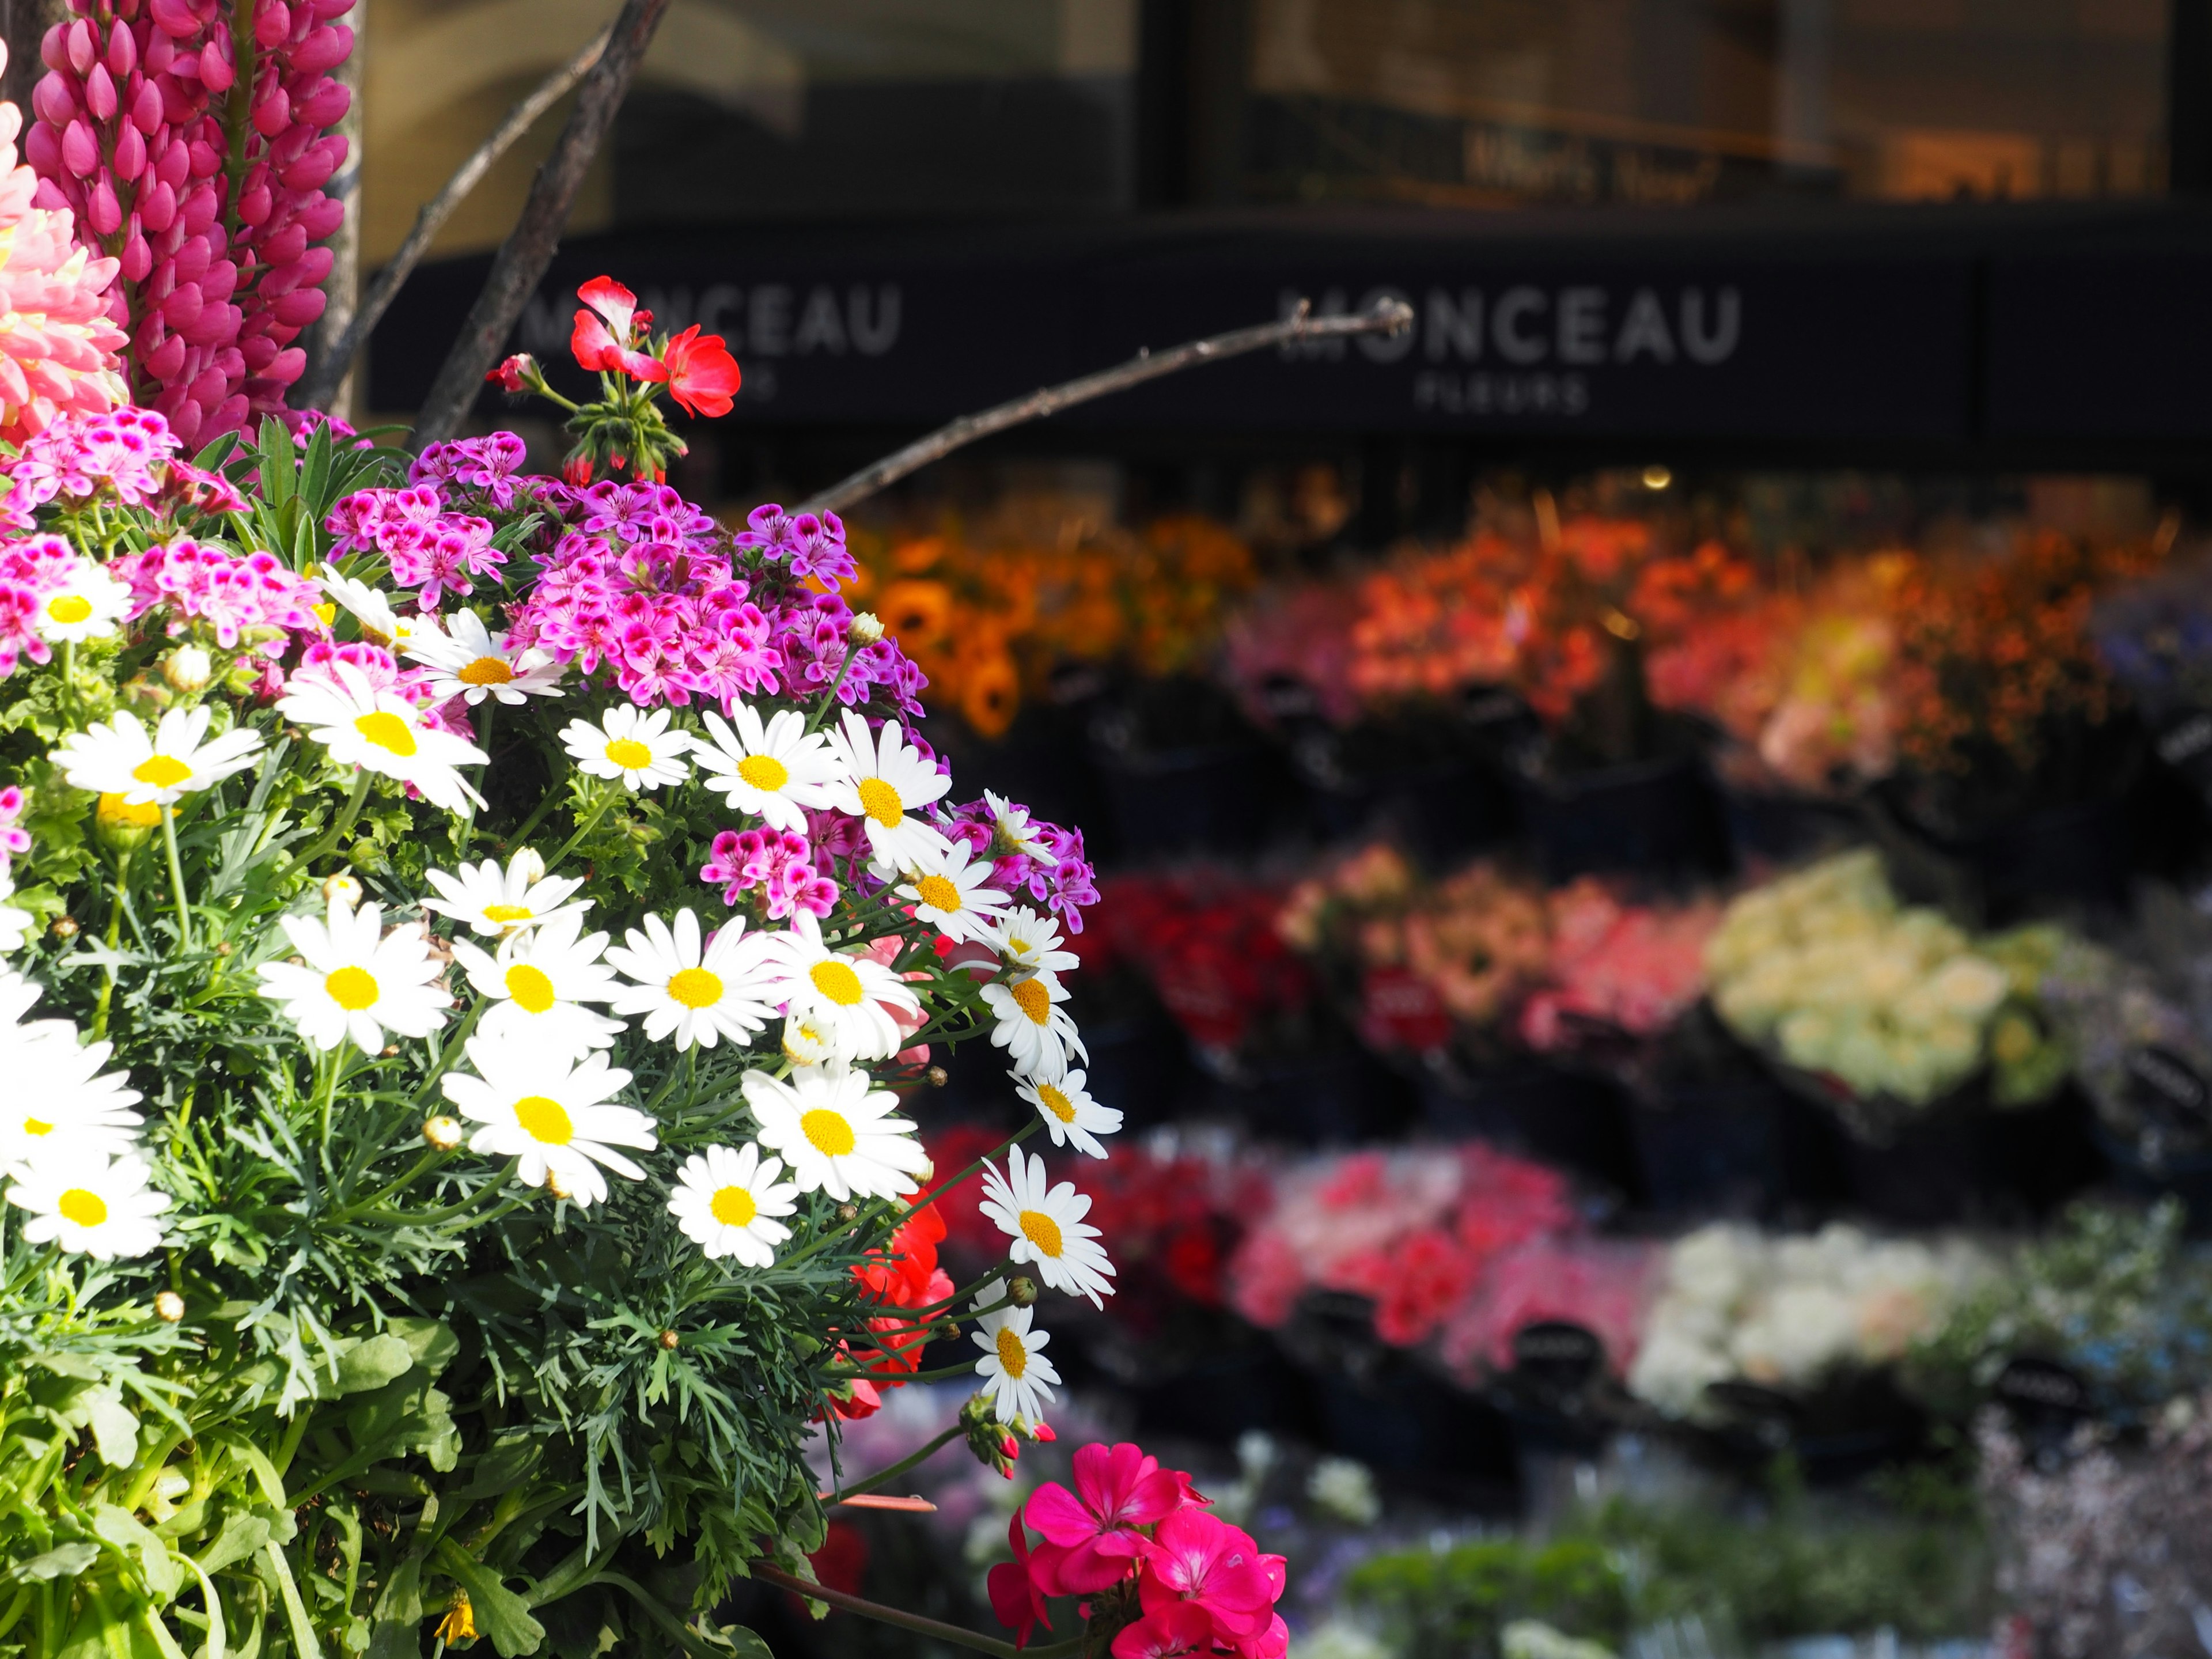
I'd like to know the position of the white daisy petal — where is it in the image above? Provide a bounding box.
[440,1034,649,1207]
[893,839,1012,945]
[6,1145,168,1259]
[978,1150,1115,1308]
[743,1064,929,1202]
[980,972,1085,1084]
[31,559,131,644]
[422,848,587,936]
[404,608,566,706]
[559,706,693,793]
[667,1142,798,1266]
[276,662,487,812]
[694,703,843,833]
[821,710,952,868]
[604,908,778,1051]
[50,706,265,806]
[970,1277,1059,1425]
[1014,1069,1119,1160]
[257,893,449,1054]
[452,910,625,1060]
[757,911,920,1063]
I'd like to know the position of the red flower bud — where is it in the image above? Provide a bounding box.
[87,176,122,235]
[114,123,146,181]
[271,287,324,328]
[132,79,164,134]
[31,72,78,127]
[486,353,535,393]
[251,86,289,137]
[85,62,117,120]
[255,2,291,49]
[137,179,176,232]
[292,25,352,74]
[198,39,232,92]
[148,0,199,39]
[107,23,137,77]
[120,230,152,281]
[66,18,96,75]
[40,22,69,73]
[59,119,98,177]
[145,329,187,381]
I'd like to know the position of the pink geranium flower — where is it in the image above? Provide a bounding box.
[986,1515,1054,1650]
[1137,1509,1283,1649]
[1023,1442,1192,1594]
[1111,1604,1219,1659]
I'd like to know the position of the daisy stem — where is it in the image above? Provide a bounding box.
[299,769,372,869]
[319,1042,346,1147]
[159,805,192,953]
[802,648,860,734]
[827,1359,982,1385]
[340,1145,452,1219]
[505,765,569,849]
[89,851,132,1043]
[751,1565,1068,1659]
[824,1423,963,1502]
[410,997,489,1107]
[544,786,618,873]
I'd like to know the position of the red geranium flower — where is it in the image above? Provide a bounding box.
[1111,1604,1218,1659]
[484,353,535,392]
[987,1515,1055,1649]
[570,275,666,382]
[660,324,741,418]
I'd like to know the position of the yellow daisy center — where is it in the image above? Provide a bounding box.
[514,1094,573,1145]
[801,1108,857,1157]
[809,959,865,1006]
[1010,978,1052,1027]
[97,793,161,828]
[666,967,724,1009]
[604,737,654,770]
[131,753,193,789]
[483,903,535,923]
[710,1184,758,1227]
[995,1325,1028,1379]
[354,711,418,757]
[505,963,558,1013]
[324,965,380,1010]
[458,656,514,687]
[1036,1085,1077,1123]
[58,1188,108,1228]
[736,753,790,791]
[45,593,92,624]
[855,776,904,828]
[22,1118,52,1137]
[1018,1209,1063,1259]
[915,874,963,914]
[1007,936,1031,957]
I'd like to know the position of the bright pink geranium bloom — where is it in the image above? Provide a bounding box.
[1138,1509,1283,1650]
[1111,1604,1219,1659]
[1024,1442,1193,1594]
[987,1515,1054,1649]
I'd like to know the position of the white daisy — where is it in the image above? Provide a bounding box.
[450,910,624,1059]
[0,1025,144,1165]
[32,559,131,644]
[256,894,450,1054]
[559,705,692,793]
[276,661,487,813]
[1014,1069,1120,1160]
[978,1150,1115,1308]
[781,1014,835,1067]
[989,906,1080,988]
[742,1064,930,1202]
[757,911,921,1062]
[970,1278,1059,1425]
[50,706,264,807]
[404,608,566,706]
[421,849,586,936]
[6,1145,168,1260]
[0,877,26,955]
[320,570,445,654]
[821,710,952,868]
[604,909,777,1051]
[982,791,1059,866]
[666,1142,799,1267]
[694,703,842,832]
[980,973,1086,1084]
[892,839,1011,946]
[440,1035,652,1208]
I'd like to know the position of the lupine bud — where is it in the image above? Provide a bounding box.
[120,229,150,280]
[250,86,287,136]
[107,25,135,77]
[197,40,230,90]
[88,176,120,233]
[149,0,199,39]
[131,78,161,132]
[66,20,96,75]
[32,74,76,127]
[113,122,145,180]
[60,118,97,175]
[255,3,291,48]
[85,63,116,120]
[40,24,69,72]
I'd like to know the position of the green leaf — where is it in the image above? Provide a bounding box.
[386,1319,459,1378]
[335,1334,415,1395]
[435,1544,545,1659]
[10,1541,98,1582]
[85,1387,140,1468]
[363,1554,423,1659]
[93,1504,181,1601]
[196,1512,272,1576]
[262,1541,324,1659]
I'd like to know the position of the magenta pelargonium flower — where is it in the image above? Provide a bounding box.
[1128,1508,1289,1659]
[108,536,323,653]
[0,784,29,878]
[1023,1441,1195,1595]
[700,827,836,919]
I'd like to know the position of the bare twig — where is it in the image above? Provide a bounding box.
[797,295,1416,517]
[411,0,671,445]
[751,1563,1038,1659]
[298,23,614,414]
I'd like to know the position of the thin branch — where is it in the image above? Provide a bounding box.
[298,24,615,414]
[751,1564,1046,1659]
[797,294,1416,517]
[411,0,673,445]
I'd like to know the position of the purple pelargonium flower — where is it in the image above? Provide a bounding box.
[411,432,529,509]
[0,785,30,877]
[702,827,838,920]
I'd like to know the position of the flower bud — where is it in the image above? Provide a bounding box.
[836,1203,858,1222]
[847,612,884,646]
[321,872,362,908]
[160,644,212,692]
[422,1116,463,1152]
[95,792,161,851]
[153,1291,185,1323]
[658,1329,680,1351]
[925,1065,948,1089]
[545,1171,572,1202]
[50,914,78,940]
[1007,1277,1038,1308]
[512,847,546,886]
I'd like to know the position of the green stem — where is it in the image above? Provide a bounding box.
[503,764,569,850]
[829,1358,976,1385]
[825,1423,961,1502]
[89,851,131,1043]
[298,769,371,869]
[411,997,488,1107]
[750,1565,1069,1659]
[319,1042,346,1148]
[160,804,192,953]
[338,1145,452,1221]
[803,646,862,734]
[544,786,618,873]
